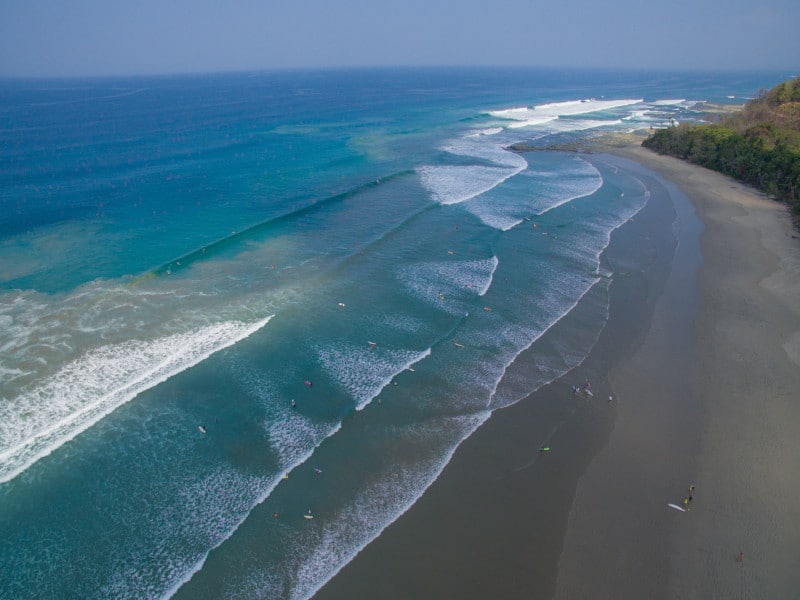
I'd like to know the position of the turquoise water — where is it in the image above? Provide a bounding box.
[0,68,790,598]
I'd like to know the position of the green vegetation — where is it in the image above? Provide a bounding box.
[643,77,800,217]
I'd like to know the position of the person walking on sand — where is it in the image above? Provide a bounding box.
[737,551,744,563]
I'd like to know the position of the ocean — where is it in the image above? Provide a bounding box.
[0,67,789,599]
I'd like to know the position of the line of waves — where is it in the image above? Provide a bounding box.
[488,98,644,128]
[318,345,432,411]
[0,316,272,485]
[151,170,416,277]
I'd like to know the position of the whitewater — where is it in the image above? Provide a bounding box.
[0,67,784,600]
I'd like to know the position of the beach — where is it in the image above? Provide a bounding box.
[4,71,796,598]
[314,146,800,599]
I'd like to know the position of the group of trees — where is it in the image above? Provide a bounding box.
[642,77,800,217]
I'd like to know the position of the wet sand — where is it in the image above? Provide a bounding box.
[555,147,800,600]
[313,148,800,599]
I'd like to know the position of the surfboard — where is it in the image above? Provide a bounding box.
[304,515,314,520]
[668,503,686,512]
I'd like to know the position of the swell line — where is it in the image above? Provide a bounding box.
[0,316,273,486]
[149,170,415,277]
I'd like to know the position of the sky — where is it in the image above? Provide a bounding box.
[1,0,798,78]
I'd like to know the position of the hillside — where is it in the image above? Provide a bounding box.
[642,77,800,216]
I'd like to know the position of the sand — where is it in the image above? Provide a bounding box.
[555,146,800,600]
[313,147,800,600]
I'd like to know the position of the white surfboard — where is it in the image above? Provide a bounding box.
[668,503,686,512]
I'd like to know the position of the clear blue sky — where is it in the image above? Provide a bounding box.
[1,0,798,77]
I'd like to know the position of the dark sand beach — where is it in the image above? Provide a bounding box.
[314,146,800,600]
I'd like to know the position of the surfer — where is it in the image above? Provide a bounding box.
[304,380,313,387]
[198,425,207,434]
[291,399,296,408]
[737,551,744,563]
[314,468,322,474]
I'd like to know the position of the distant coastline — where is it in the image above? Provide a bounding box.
[642,77,800,219]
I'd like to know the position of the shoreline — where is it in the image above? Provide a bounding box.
[314,145,800,599]
[574,145,800,599]
[312,148,683,599]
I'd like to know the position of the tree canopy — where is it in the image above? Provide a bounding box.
[643,77,800,216]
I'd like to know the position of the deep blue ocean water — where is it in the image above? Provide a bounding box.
[0,67,791,599]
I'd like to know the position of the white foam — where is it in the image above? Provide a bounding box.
[485,280,600,407]
[396,258,499,306]
[160,413,343,600]
[653,99,686,105]
[544,118,624,133]
[468,127,504,136]
[533,156,603,215]
[317,344,431,410]
[489,98,643,128]
[418,137,528,205]
[0,316,273,485]
[623,110,651,121]
[464,155,602,229]
[418,164,523,205]
[289,412,489,600]
[480,256,499,296]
